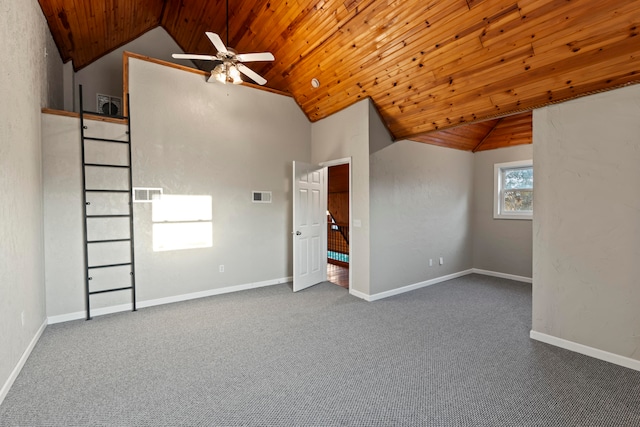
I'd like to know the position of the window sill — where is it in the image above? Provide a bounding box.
[493,214,532,220]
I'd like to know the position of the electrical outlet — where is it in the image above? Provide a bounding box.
[219,265,224,273]
[439,257,444,265]
[429,259,433,267]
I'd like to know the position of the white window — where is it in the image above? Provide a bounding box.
[494,160,533,220]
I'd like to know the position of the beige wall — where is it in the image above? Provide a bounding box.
[532,84,640,362]
[472,145,533,278]
[370,141,474,295]
[0,0,63,402]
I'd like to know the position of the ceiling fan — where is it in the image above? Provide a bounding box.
[171,1,274,85]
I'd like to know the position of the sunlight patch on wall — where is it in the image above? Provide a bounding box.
[152,195,212,251]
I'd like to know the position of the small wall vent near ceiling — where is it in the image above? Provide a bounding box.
[133,187,163,203]
[97,93,122,116]
[252,191,272,203]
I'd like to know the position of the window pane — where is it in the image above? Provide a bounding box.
[503,189,533,212]
[503,167,533,189]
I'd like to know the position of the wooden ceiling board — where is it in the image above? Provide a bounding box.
[38,0,164,70]
[409,119,498,151]
[38,0,640,149]
[409,111,532,152]
[473,111,532,151]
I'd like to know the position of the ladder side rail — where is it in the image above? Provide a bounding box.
[79,85,92,320]
[126,93,137,312]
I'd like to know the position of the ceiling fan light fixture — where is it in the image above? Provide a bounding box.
[174,4,274,86]
[211,63,227,84]
[229,64,242,84]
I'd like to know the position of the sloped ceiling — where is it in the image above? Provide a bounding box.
[38,0,640,150]
[411,111,532,151]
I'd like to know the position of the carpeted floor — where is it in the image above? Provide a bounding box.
[1,274,639,426]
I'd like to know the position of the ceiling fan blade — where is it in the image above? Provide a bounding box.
[237,63,267,85]
[236,52,275,62]
[172,53,217,61]
[206,32,228,53]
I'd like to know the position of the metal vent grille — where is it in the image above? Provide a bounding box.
[252,191,272,203]
[133,187,163,202]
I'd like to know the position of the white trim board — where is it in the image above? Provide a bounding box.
[353,269,474,302]
[0,319,47,406]
[472,268,532,283]
[47,276,292,324]
[530,330,640,372]
[350,268,530,302]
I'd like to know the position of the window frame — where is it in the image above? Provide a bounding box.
[493,159,533,220]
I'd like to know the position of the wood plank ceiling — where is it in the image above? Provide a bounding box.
[38,0,640,150]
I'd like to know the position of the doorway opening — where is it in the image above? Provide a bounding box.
[326,163,349,289]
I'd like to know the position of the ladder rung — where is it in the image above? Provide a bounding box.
[88,262,132,270]
[84,163,130,169]
[83,136,130,144]
[87,238,131,244]
[86,189,130,193]
[87,214,131,218]
[89,286,133,295]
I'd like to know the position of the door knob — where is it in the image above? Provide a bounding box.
[295,231,301,235]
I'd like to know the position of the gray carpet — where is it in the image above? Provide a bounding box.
[1,274,639,426]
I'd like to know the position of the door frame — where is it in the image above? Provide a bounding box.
[320,157,352,292]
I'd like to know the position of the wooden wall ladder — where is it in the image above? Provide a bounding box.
[79,85,137,320]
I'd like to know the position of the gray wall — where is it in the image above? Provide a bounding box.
[74,27,193,113]
[368,102,393,155]
[472,145,533,278]
[370,141,474,295]
[0,0,63,401]
[532,84,640,361]
[311,100,372,295]
[42,56,311,318]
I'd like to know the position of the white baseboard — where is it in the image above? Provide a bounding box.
[530,330,640,372]
[362,269,474,302]
[348,288,369,300]
[47,276,292,324]
[472,268,532,283]
[0,319,47,406]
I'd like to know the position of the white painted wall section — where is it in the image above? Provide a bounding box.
[369,141,474,295]
[532,84,640,363]
[0,0,63,404]
[311,100,371,295]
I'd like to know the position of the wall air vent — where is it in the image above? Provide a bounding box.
[133,187,163,203]
[252,191,272,203]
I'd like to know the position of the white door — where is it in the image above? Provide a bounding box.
[293,161,327,292]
